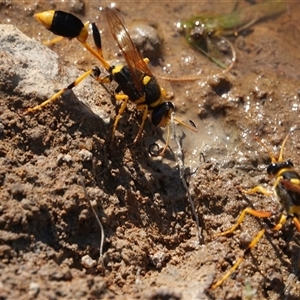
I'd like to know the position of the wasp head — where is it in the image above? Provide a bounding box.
[151,102,175,127]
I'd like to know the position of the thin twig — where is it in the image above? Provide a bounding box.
[79,175,105,259]
[170,112,203,244]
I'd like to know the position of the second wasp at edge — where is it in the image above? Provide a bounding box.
[29,8,197,150]
[211,133,300,289]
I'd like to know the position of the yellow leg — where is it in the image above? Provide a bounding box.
[133,104,148,143]
[160,87,173,100]
[211,210,287,289]
[241,185,273,196]
[157,123,171,156]
[111,95,149,142]
[43,35,64,46]
[94,74,112,85]
[213,207,272,238]
[211,228,266,289]
[24,69,93,113]
[272,213,287,231]
[211,208,272,289]
[293,217,300,232]
[113,94,129,134]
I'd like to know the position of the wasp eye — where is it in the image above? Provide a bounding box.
[267,163,277,175]
[287,160,294,167]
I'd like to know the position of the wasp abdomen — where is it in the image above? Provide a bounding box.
[35,10,85,39]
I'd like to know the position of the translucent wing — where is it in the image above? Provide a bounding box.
[105,7,153,92]
[280,178,300,194]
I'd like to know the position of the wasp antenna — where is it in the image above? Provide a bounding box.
[189,120,197,129]
[255,134,290,163]
[174,117,198,132]
[254,137,277,163]
[278,133,290,162]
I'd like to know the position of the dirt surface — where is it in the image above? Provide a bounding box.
[1,1,300,299]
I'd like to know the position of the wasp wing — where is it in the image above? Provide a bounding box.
[280,178,300,194]
[105,7,153,93]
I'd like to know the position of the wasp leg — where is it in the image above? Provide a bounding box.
[133,104,148,143]
[43,35,64,46]
[272,213,287,231]
[213,207,272,238]
[293,217,300,232]
[111,97,149,142]
[156,123,171,156]
[240,185,273,196]
[93,72,130,133]
[211,228,266,289]
[113,94,130,135]
[211,207,272,289]
[24,69,93,113]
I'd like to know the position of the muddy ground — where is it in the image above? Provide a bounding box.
[1,1,300,299]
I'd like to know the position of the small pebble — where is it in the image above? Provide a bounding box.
[28,282,40,297]
[63,154,73,162]
[129,23,162,63]
[81,255,97,268]
[57,154,73,164]
[79,149,93,161]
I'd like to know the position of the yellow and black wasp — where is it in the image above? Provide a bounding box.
[27,8,197,150]
[211,133,300,289]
